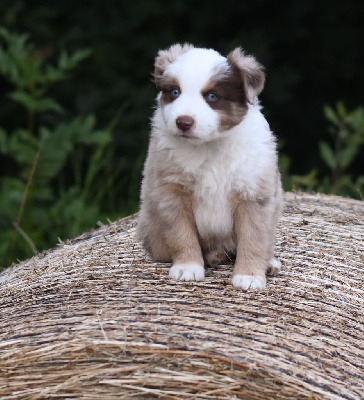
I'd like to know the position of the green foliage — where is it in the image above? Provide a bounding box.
[0,27,91,115]
[1,1,363,213]
[0,15,363,269]
[0,28,119,268]
[283,102,364,198]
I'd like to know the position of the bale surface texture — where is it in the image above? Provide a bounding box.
[0,192,363,399]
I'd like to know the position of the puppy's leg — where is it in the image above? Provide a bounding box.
[267,257,282,276]
[266,189,283,276]
[140,223,172,262]
[167,206,205,281]
[232,198,278,290]
[137,203,172,262]
[156,191,205,282]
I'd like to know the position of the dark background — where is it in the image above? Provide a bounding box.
[1,0,364,211]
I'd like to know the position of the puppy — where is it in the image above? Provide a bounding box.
[138,43,283,290]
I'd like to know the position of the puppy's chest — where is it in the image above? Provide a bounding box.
[167,141,264,238]
[191,163,239,239]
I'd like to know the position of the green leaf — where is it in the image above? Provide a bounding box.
[339,145,359,170]
[0,128,8,153]
[0,177,25,212]
[50,187,99,238]
[44,65,66,83]
[82,129,112,200]
[58,48,91,71]
[68,48,92,67]
[323,105,339,126]
[347,107,364,139]
[278,154,291,173]
[0,27,13,42]
[9,91,37,110]
[0,29,31,88]
[291,169,318,190]
[319,141,336,169]
[9,91,63,113]
[72,115,97,143]
[34,125,74,185]
[0,47,23,86]
[337,101,347,120]
[58,50,70,70]
[17,57,43,87]
[9,129,38,166]
[35,97,64,113]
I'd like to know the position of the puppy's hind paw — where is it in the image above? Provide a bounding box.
[232,275,266,290]
[205,251,229,266]
[169,263,205,282]
[267,258,282,276]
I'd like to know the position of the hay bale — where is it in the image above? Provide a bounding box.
[0,192,363,399]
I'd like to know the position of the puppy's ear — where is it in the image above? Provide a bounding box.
[153,43,194,88]
[227,48,265,104]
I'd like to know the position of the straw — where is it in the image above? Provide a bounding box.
[0,192,363,399]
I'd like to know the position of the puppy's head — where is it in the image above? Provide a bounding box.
[153,43,265,144]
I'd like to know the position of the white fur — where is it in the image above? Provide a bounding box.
[157,49,227,144]
[169,263,205,281]
[232,275,266,290]
[138,44,283,290]
[153,103,275,242]
[268,258,282,276]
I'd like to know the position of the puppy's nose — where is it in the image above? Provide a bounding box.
[176,115,195,132]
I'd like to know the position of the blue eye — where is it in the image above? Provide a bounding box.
[206,92,218,101]
[171,88,180,98]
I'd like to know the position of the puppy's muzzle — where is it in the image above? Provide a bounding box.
[176,115,195,132]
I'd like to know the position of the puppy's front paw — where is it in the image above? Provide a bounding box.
[169,263,205,281]
[232,275,266,290]
[267,258,282,276]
